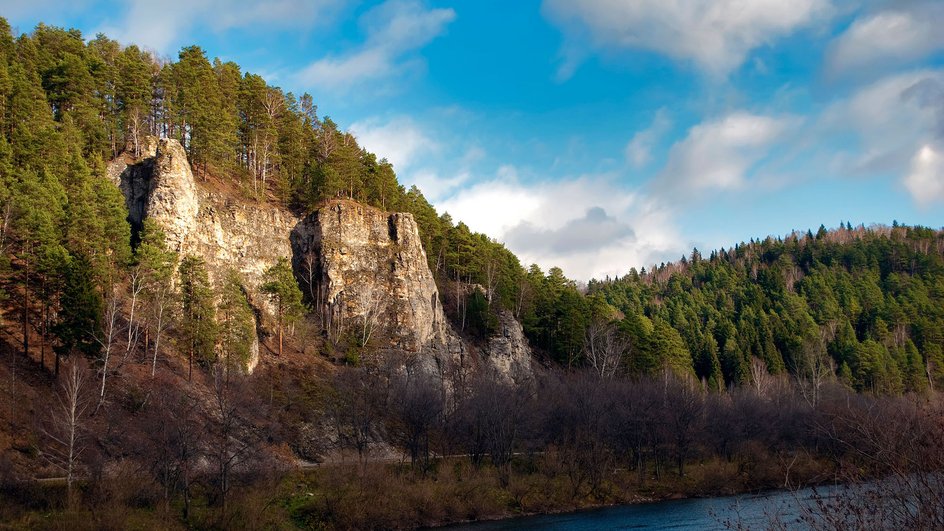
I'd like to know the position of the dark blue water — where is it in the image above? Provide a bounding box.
[448,487,832,530]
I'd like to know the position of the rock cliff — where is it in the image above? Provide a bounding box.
[108,138,533,382]
[108,138,299,371]
[486,310,535,386]
[291,200,466,375]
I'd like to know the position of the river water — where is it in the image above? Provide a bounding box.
[448,486,834,530]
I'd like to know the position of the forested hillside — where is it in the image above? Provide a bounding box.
[1,19,944,391]
[588,224,944,393]
[0,19,587,370]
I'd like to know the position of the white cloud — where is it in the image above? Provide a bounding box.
[297,0,455,92]
[904,145,944,207]
[542,0,831,79]
[657,112,799,193]
[625,108,672,167]
[437,171,682,280]
[349,116,436,172]
[348,114,484,202]
[408,169,470,203]
[94,0,346,53]
[827,2,944,78]
[821,69,944,176]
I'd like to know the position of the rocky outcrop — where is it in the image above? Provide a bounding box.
[109,139,299,290]
[485,310,534,385]
[291,200,466,374]
[108,139,301,372]
[108,139,533,382]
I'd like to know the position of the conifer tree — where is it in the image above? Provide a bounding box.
[53,254,103,375]
[178,255,217,380]
[261,257,305,356]
[217,270,256,372]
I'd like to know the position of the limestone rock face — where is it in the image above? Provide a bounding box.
[108,140,533,382]
[485,310,535,385]
[110,139,300,291]
[109,139,300,372]
[292,200,465,373]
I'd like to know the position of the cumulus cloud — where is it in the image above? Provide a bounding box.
[821,70,944,176]
[904,145,944,207]
[349,116,436,172]
[505,207,636,256]
[437,171,682,280]
[407,169,470,202]
[297,0,455,92]
[542,0,831,79]
[656,112,799,194]
[625,109,672,168]
[94,0,346,53]
[826,2,944,79]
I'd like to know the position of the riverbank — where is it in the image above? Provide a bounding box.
[278,451,834,529]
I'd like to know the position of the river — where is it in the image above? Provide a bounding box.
[447,486,835,530]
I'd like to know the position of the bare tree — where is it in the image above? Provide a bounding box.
[329,368,385,465]
[663,372,705,477]
[207,366,265,519]
[387,372,444,470]
[749,356,775,399]
[147,281,174,377]
[94,292,123,413]
[257,88,284,189]
[454,374,526,486]
[138,375,204,519]
[794,332,834,407]
[793,394,944,530]
[583,318,629,379]
[355,287,383,348]
[43,361,91,508]
[125,268,146,356]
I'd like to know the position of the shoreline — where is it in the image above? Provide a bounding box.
[427,479,845,529]
[281,453,838,529]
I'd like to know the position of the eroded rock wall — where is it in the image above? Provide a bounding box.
[291,200,466,375]
[108,139,300,372]
[108,140,533,382]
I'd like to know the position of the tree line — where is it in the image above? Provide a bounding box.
[587,223,944,394]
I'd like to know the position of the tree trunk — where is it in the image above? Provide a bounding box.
[278,323,283,356]
[22,251,29,361]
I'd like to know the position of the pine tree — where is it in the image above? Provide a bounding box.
[115,45,154,156]
[217,270,256,372]
[261,257,305,356]
[53,254,103,375]
[178,255,217,380]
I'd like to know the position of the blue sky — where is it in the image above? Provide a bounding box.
[3,0,944,279]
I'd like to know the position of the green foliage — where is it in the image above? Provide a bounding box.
[589,226,944,392]
[262,258,305,323]
[2,17,943,397]
[53,253,103,358]
[217,270,256,371]
[465,289,497,338]
[178,255,217,368]
[262,257,305,355]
